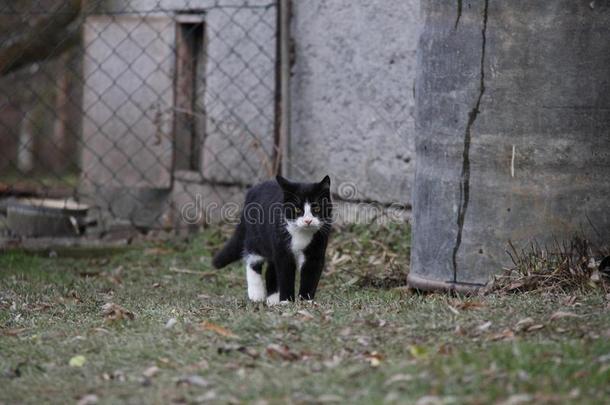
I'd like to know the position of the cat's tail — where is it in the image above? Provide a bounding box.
[212,220,245,269]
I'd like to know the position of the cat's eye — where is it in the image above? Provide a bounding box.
[312,205,321,213]
[295,207,302,214]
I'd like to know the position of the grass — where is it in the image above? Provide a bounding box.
[487,237,609,295]
[1,224,609,404]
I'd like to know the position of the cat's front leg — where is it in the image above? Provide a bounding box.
[298,254,325,301]
[245,254,266,302]
[274,253,297,302]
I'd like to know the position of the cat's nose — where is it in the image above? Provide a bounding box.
[304,219,312,225]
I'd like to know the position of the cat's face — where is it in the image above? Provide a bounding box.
[276,175,332,231]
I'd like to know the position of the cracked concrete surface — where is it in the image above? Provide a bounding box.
[451,0,489,285]
[410,0,610,290]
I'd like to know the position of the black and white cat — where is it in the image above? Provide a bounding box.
[212,175,332,305]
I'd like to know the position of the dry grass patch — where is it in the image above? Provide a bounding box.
[487,237,609,295]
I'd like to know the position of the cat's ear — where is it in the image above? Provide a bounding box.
[276,175,293,190]
[319,175,331,190]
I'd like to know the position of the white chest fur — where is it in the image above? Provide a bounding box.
[286,226,315,271]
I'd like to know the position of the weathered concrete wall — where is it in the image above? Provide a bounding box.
[289,0,420,205]
[81,15,175,189]
[80,0,419,227]
[409,0,610,291]
[201,5,277,184]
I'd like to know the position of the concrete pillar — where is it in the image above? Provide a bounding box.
[409,0,610,292]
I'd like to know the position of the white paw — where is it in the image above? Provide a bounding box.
[266,292,279,306]
[248,285,266,302]
[246,266,266,302]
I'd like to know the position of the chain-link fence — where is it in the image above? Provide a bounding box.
[0,0,288,243]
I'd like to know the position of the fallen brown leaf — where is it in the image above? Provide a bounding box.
[515,317,535,332]
[365,351,384,367]
[183,359,210,372]
[144,247,174,256]
[476,321,492,333]
[323,355,342,369]
[238,346,260,359]
[77,394,99,405]
[200,321,238,338]
[66,290,82,303]
[169,267,200,275]
[447,305,459,315]
[101,303,135,322]
[1,328,28,337]
[104,266,123,285]
[384,373,414,386]
[526,324,544,332]
[572,369,588,379]
[451,299,486,311]
[142,366,160,378]
[550,311,580,321]
[32,302,54,311]
[563,296,578,306]
[437,343,454,355]
[296,309,315,321]
[489,328,515,341]
[266,344,300,361]
[507,281,525,291]
[176,375,210,387]
[102,370,127,382]
[217,344,259,359]
[497,394,533,405]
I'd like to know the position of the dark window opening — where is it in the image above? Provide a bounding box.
[174,17,204,171]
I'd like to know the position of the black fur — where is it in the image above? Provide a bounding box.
[213,175,332,301]
[211,221,245,268]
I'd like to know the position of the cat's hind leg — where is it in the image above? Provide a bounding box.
[245,254,265,302]
[265,262,279,305]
